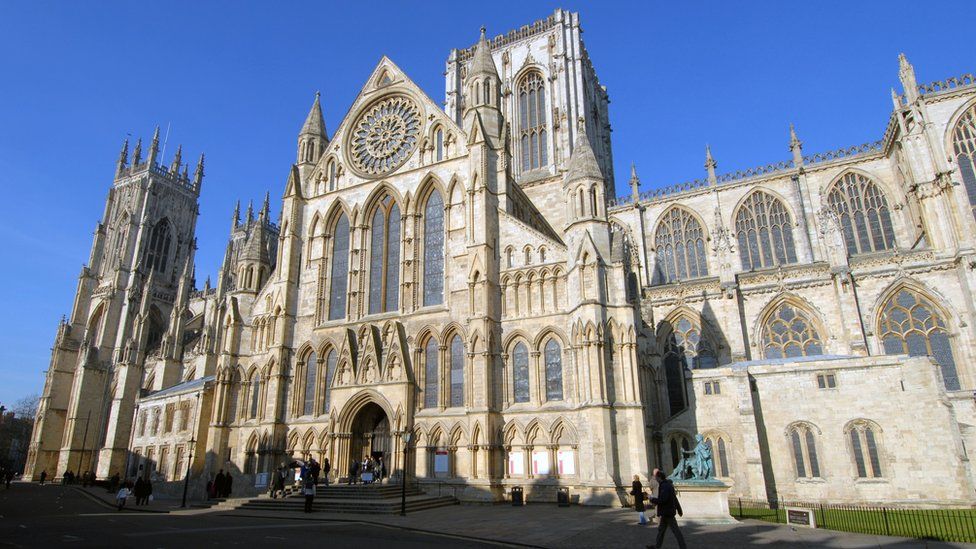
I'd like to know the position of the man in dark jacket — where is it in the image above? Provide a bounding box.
[648,469,686,549]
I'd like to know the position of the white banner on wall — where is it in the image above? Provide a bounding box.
[508,451,524,476]
[557,450,575,475]
[532,450,550,475]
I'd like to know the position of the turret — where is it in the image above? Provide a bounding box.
[564,118,607,225]
[298,92,328,167]
[462,27,504,142]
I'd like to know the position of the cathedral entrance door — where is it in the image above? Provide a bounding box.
[350,402,391,474]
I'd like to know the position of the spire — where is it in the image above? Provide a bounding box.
[259,191,270,220]
[300,91,327,139]
[170,144,182,173]
[193,153,205,189]
[564,118,604,185]
[148,126,161,165]
[232,200,240,230]
[705,144,717,186]
[116,138,129,176]
[898,53,919,102]
[629,163,640,201]
[789,124,804,167]
[246,199,254,224]
[132,138,143,165]
[470,26,499,80]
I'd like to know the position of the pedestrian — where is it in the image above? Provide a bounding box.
[631,474,649,525]
[39,470,47,485]
[116,485,130,511]
[648,469,686,549]
[214,470,225,497]
[302,475,316,513]
[145,477,153,504]
[348,459,358,485]
[310,459,320,485]
[322,458,331,487]
[224,473,233,498]
[270,466,285,499]
[133,477,145,505]
[109,472,120,494]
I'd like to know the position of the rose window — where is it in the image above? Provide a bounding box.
[350,96,421,176]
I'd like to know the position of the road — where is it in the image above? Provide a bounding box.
[0,483,505,548]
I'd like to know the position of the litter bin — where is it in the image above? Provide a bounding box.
[511,486,524,506]
[557,487,570,507]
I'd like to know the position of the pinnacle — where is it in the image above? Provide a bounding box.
[469,25,499,79]
[564,130,603,184]
[300,92,327,138]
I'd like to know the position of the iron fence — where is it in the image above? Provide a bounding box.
[732,498,976,543]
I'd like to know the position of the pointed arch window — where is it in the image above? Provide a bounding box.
[423,190,445,306]
[322,349,336,415]
[518,71,548,171]
[328,214,350,321]
[146,218,172,273]
[512,342,530,403]
[847,420,883,478]
[450,335,464,407]
[424,338,439,408]
[789,423,821,478]
[762,303,824,359]
[952,103,976,221]
[544,339,564,401]
[662,316,717,416]
[327,160,337,191]
[249,373,261,419]
[302,351,317,416]
[669,434,691,469]
[655,208,708,284]
[369,196,401,314]
[435,129,445,162]
[704,434,731,477]
[827,173,896,255]
[735,191,797,270]
[879,288,960,390]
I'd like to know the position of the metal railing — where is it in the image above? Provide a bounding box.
[732,498,976,543]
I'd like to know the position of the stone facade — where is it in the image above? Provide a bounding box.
[25,9,976,506]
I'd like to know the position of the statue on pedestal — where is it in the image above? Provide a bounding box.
[668,434,714,481]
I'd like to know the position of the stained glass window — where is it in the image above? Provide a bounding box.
[762,304,824,359]
[322,350,336,414]
[790,424,820,478]
[879,288,959,390]
[369,196,401,314]
[518,71,548,171]
[513,342,530,403]
[827,173,896,255]
[435,129,444,162]
[655,208,708,283]
[735,191,797,270]
[951,103,976,221]
[703,436,730,477]
[544,340,563,401]
[424,191,445,306]
[249,373,261,419]
[328,215,349,321]
[303,351,317,416]
[662,316,717,416]
[146,218,172,273]
[450,335,464,407]
[424,339,439,408]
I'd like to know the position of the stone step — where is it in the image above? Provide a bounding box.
[233,495,457,514]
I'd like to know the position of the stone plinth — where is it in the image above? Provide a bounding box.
[672,480,736,524]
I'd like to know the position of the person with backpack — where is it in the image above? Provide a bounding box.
[648,469,686,549]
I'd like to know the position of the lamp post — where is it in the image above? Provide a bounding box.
[181,437,196,508]
[400,431,412,516]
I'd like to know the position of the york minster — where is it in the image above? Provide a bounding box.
[25,8,976,507]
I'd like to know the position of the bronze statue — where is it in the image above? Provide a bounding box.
[668,434,714,481]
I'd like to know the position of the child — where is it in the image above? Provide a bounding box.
[116,485,130,511]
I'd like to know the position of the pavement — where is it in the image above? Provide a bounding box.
[1,481,974,548]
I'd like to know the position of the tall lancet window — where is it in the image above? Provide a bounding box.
[423,190,445,306]
[424,338,439,408]
[302,351,317,416]
[827,173,896,255]
[369,195,401,314]
[449,335,464,407]
[328,215,350,321]
[146,218,172,273]
[322,350,336,415]
[735,191,797,270]
[249,373,261,419]
[544,339,564,401]
[512,342,530,403]
[654,208,708,283]
[951,102,976,220]
[518,71,548,171]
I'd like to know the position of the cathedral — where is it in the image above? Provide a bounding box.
[25,9,976,506]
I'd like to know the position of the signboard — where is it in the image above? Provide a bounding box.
[531,451,550,475]
[254,472,269,487]
[508,451,524,476]
[786,507,816,528]
[557,450,575,475]
[434,450,449,474]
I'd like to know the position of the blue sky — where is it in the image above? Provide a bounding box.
[0,1,973,407]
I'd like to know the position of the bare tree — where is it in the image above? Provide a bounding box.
[13,394,40,421]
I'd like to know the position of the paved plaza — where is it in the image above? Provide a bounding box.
[1,482,974,548]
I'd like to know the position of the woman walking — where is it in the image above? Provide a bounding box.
[631,474,649,525]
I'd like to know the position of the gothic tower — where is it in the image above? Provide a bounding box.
[25,129,203,480]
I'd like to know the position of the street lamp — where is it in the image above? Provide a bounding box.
[181,437,196,508]
[400,431,412,516]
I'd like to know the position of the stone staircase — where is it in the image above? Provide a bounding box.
[216,482,458,514]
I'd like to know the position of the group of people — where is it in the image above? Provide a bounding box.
[631,469,687,549]
[207,470,234,499]
[113,476,153,510]
[347,455,384,485]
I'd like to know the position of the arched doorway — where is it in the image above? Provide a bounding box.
[350,402,391,468]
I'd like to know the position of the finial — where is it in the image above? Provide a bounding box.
[629,163,640,200]
[149,125,161,163]
[193,153,205,187]
[898,52,919,102]
[181,165,189,179]
[789,124,803,167]
[116,138,129,175]
[246,199,254,223]
[232,200,240,229]
[260,191,270,220]
[480,26,487,40]
[132,138,143,165]
[315,90,320,99]
[171,144,182,173]
[705,144,717,186]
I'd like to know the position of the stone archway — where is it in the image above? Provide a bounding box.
[350,402,391,472]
